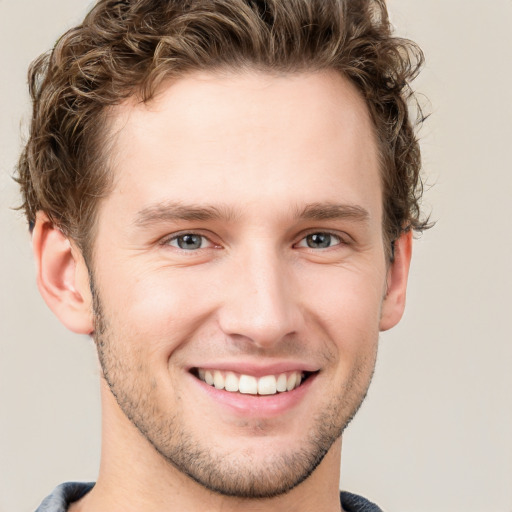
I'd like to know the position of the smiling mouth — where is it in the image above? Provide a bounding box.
[191,368,315,396]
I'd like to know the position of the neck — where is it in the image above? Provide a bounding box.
[72,380,343,512]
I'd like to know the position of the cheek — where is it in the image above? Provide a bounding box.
[306,262,386,316]
[302,265,385,353]
[98,266,218,352]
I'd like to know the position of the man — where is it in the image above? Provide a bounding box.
[17,0,428,510]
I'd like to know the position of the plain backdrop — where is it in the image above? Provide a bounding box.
[1,1,511,511]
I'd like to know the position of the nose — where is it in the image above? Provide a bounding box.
[217,247,303,349]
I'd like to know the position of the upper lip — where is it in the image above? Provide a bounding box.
[187,361,320,377]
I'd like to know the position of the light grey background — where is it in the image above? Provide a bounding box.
[1,1,511,511]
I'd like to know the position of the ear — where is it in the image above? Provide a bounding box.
[379,230,413,332]
[32,211,94,334]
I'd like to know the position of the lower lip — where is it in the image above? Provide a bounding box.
[190,373,317,418]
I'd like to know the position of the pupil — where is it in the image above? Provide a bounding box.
[178,234,202,250]
[307,233,331,248]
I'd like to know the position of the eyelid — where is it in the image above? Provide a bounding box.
[293,229,350,249]
[159,230,221,250]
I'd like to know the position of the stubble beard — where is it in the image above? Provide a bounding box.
[91,278,375,499]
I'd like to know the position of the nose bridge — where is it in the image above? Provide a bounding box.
[218,242,300,346]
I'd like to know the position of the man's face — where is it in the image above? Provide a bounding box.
[90,70,394,497]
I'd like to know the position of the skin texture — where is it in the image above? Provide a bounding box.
[33,70,412,512]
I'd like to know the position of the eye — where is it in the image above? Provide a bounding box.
[296,232,342,249]
[167,233,211,251]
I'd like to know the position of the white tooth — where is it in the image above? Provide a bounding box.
[295,372,302,388]
[198,369,206,381]
[213,370,225,389]
[258,375,277,395]
[224,372,239,392]
[239,374,258,394]
[205,370,214,386]
[286,372,297,391]
[276,373,287,392]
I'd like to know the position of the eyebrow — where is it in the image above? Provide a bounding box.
[134,201,240,227]
[295,202,370,223]
[133,200,370,227]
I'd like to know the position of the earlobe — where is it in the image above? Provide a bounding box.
[32,212,94,334]
[379,230,413,332]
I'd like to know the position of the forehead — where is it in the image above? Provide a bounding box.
[103,70,381,224]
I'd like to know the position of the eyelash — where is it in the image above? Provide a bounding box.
[160,230,348,252]
[294,231,345,250]
[161,232,217,251]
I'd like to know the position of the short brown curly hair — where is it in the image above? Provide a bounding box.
[17,0,429,259]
